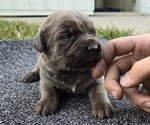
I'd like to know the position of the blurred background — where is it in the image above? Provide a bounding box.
[0,0,149,16]
[0,0,150,40]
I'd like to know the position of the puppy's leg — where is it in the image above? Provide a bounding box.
[88,79,114,118]
[35,81,59,116]
[21,63,40,83]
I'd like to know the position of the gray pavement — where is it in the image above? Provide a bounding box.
[1,39,150,124]
[3,14,150,34]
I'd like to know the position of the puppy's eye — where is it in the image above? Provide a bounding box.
[64,33,72,39]
[90,29,96,35]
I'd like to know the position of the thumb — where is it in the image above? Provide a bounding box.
[120,57,150,88]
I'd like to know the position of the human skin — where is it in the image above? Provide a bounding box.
[93,34,150,112]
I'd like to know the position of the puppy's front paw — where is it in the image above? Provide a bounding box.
[92,101,114,118]
[35,98,58,116]
[21,71,40,83]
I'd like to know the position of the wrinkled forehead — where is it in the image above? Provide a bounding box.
[51,11,95,32]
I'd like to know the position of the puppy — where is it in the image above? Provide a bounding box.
[22,10,113,118]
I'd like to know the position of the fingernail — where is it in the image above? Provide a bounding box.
[143,102,150,109]
[111,91,117,99]
[120,75,131,87]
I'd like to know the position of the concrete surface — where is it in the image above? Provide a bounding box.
[3,14,150,34]
[90,15,150,34]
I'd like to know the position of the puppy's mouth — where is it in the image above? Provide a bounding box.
[77,60,98,71]
[81,55,102,68]
[68,54,102,71]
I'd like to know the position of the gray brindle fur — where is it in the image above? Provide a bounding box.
[22,10,113,118]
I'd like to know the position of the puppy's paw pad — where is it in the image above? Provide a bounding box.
[21,72,40,83]
[92,102,114,118]
[35,99,58,116]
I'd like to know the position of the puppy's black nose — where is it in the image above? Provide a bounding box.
[87,44,99,55]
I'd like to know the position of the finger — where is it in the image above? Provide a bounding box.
[93,59,107,79]
[140,85,150,112]
[93,34,138,79]
[120,57,150,88]
[104,66,123,100]
[140,84,150,96]
[143,77,150,92]
[141,107,150,113]
[104,34,150,65]
[93,34,150,79]
[123,87,150,110]
[104,54,133,100]
[93,37,135,79]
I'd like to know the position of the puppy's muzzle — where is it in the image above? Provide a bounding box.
[67,36,103,70]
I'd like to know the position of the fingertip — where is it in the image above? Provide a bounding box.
[120,75,131,87]
[110,89,123,100]
[120,74,137,88]
[141,107,150,113]
[92,59,107,79]
[92,68,103,79]
[104,79,123,100]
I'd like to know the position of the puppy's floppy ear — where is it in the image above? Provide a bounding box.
[34,30,46,53]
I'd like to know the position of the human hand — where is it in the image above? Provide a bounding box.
[121,57,150,112]
[93,34,150,112]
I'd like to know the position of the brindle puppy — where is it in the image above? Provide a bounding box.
[22,10,113,118]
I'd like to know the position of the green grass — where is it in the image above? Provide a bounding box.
[0,19,134,40]
[96,25,134,40]
[0,19,40,40]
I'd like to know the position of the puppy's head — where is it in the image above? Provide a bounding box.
[34,10,103,71]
